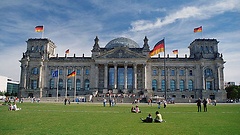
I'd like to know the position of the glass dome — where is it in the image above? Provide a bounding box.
[105,37,140,48]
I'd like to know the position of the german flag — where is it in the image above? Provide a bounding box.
[149,39,164,57]
[67,71,76,78]
[35,26,44,32]
[65,49,70,54]
[173,50,178,54]
[194,26,202,33]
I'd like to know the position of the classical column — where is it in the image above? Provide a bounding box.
[185,67,188,90]
[114,64,117,89]
[133,64,137,90]
[176,67,179,91]
[81,66,84,89]
[124,64,128,90]
[39,62,43,98]
[144,64,147,89]
[104,64,108,89]
[95,64,99,88]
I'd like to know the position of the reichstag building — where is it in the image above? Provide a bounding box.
[19,36,227,102]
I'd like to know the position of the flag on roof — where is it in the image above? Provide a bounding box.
[149,39,164,57]
[65,49,69,54]
[67,71,76,78]
[35,26,44,32]
[173,50,178,54]
[194,26,202,33]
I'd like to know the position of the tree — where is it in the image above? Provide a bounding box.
[225,85,240,100]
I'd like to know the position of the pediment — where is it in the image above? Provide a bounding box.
[97,47,145,58]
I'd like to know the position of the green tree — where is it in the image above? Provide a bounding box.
[225,85,240,100]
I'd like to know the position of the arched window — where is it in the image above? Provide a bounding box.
[76,79,81,91]
[161,80,165,91]
[152,79,157,91]
[35,46,38,52]
[67,79,72,90]
[50,79,54,89]
[31,80,38,89]
[84,79,90,90]
[58,79,63,90]
[85,69,89,75]
[31,67,39,75]
[179,80,184,91]
[188,80,193,91]
[152,69,157,76]
[170,80,175,91]
[204,68,213,77]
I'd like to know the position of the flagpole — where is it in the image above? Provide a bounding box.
[56,68,59,102]
[164,37,167,100]
[42,25,44,38]
[65,75,68,99]
[74,69,76,101]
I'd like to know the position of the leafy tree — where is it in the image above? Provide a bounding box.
[225,85,240,99]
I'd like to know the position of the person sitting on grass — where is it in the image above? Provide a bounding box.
[141,113,153,123]
[8,103,13,111]
[131,105,141,113]
[135,105,141,113]
[131,106,135,113]
[154,111,165,123]
[12,103,21,111]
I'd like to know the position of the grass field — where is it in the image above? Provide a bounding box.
[0,102,239,135]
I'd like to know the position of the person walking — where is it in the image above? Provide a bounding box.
[197,98,201,112]
[203,98,207,112]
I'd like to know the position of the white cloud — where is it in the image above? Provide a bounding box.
[131,0,240,31]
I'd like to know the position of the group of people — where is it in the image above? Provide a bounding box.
[197,98,208,112]
[141,111,165,123]
[131,105,141,113]
[8,103,21,111]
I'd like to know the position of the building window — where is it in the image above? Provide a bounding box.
[31,46,34,51]
[108,67,114,89]
[127,68,133,90]
[152,79,157,91]
[161,80,165,91]
[209,46,214,53]
[204,68,213,77]
[58,79,63,90]
[35,46,38,52]
[161,70,165,76]
[68,69,72,74]
[31,80,38,89]
[32,67,39,75]
[76,79,81,91]
[179,69,185,76]
[189,70,193,76]
[170,70,175,76]
[50,79,54,89]
[59,69,63,75]
[188,80,193,91]
[201,46,204,53]
[170,80,175,91]
[67,79,72,90]
[77,69,81,75]
[206,81,212,90]
[179,80,184,91]
[152,69,157,76]
[40,45,44,51]
[85,69,89,75]
[84,79,90,90]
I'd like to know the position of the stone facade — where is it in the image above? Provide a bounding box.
[19,37,227,102]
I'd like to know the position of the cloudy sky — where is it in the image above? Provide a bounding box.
[0,0,239,84]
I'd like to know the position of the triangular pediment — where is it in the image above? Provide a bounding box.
[97,47,145,58]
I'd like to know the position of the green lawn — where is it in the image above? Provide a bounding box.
[0,102,239,135]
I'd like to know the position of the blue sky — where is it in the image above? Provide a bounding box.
[0,0,239,84]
